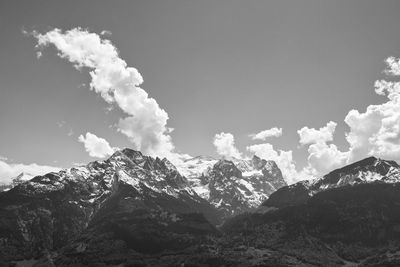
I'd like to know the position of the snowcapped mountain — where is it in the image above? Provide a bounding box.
[12,172,35,185]
[0,172,35,192]
[0,148,221,262]
[265,156,400,208]
[179,155,287,218]
[224,156,400,266]
[3,152,400,265]
[0,148,286,264]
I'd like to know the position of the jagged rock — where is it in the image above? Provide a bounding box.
[264,156,400,208]
[0,148,220,263]
[180,155,287,218]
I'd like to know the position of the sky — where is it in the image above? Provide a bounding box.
[1,0,400,184]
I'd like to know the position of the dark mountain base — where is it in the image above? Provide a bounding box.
[3,155,400,266]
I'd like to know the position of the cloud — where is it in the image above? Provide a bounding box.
[213,132,242,159]
[342,57,400,163]
[298,121,337,145]
[0,160,60,185]
[33,28,176,159]
[305,142,348,175]
[57,121,66,128]
[250,127,283,140]
[78,132,116,158]
[297,120,348,176]
[247,143,309,184]
[384,56,400,76]
[299,53,400,176]
[100,30,112,36]
[345,79,400,163]
[67,129,74,137]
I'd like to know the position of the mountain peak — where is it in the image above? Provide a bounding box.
[119,148,144,159]
[264,156,400,208]
[213,159,242,178]
[315,156,400,189]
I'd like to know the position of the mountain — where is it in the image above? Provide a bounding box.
[12,172,35,186]
[221,157,400,266]
[264,156,400,208]
[0,149,220,264]
[0,172,35,192]
[180,155,287,219]
[9,150,400,265]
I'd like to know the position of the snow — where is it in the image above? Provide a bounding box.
[177,156,217,178]
[238,179,255,192]
[242,170,262,177]
[192,184,210,200]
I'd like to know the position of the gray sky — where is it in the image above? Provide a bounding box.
[1,0,400,182]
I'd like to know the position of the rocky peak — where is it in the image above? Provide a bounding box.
[109,148,144,165]
[313,156,400,190]
[261,160,287,189]
[251,155,267,169]
[264,156,400,208]
[212,159,242,179]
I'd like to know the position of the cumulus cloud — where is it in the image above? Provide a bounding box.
[384,56,400,76]
[100,30,112,36]
[305,142,348,175]
[247,143,308,184]
[299,54,400,177]
[250,127,283,140]
[78,132,116,158]
[345,79,400,163]
[297,120,348,176]
[213,132,242,159]
[298,121,337,145]
[33,28,176,159]
[0,160,60,184]
[340,57,400,163]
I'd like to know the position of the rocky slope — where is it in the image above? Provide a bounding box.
[181,155,287,218]
[4,151,400,266]
[264,156,400,208]
[0,172,34,192]
[0,149,220,264]
[221,157,400,266]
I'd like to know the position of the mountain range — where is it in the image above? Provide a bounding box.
[1,149,400,266]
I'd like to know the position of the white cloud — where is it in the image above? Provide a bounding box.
[78,132,116,158]
[250,127,283,140]
[384,56,400,76]
[247,143,309,184]
[33,28,176,159]
[100,30,112,36]
[297,120,348,177]
[213,132,242,159]
[298,121,337,145]
[305,142,348,175]
[298,54,400,176]
[344,78,400,163]
[342,57,400,163]
[0,160,60,185]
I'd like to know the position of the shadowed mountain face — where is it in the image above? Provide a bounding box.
[0,149,220,264]
[264,156,400,208]
[182,155,287,219]
[0,149,286,265]
[221,157,400,266]
[2,152,400,266]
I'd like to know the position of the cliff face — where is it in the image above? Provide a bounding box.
[4,151,400,266]
[0,149,219,263]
